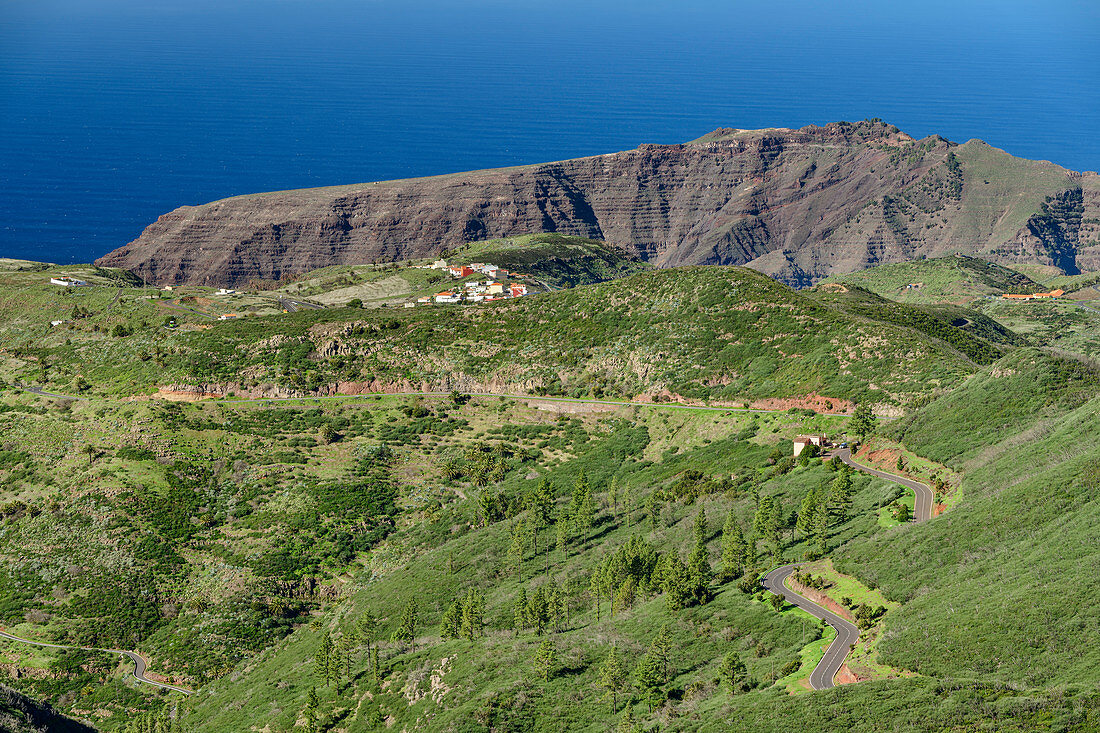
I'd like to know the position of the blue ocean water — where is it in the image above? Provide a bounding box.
[1,0,1098,264]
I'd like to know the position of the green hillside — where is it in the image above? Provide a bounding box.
[823,254,1043,304]
[444,233,650,288]
[272,234,647,307]
[835,350,1100,685]
[175,266,1001,407]
[0,265,1006,406]
[3,259,1100,732]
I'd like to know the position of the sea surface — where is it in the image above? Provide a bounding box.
[1,0,1098,264]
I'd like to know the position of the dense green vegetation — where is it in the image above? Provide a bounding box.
[823,254,1044,303]
[0,256,1098,731]
[176,266,990,406]
[836,350,1100,686]
[444,233,650,288]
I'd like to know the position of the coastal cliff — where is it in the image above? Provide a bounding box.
[97,120,1100,287]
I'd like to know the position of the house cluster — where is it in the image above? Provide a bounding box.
[421,281,528,305]
[411,259,530,305]
[1001,289,1064,301]
[49,277,87,287]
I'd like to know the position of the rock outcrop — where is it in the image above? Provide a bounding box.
[97,120,1100,287]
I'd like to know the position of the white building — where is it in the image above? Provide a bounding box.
[50,277,87,287]
[793,434,828,457]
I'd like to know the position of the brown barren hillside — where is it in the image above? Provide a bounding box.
[98,120,1100,287]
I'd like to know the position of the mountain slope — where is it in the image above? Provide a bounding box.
[174,266,998,407]
[96,121,1100,288]
[822,254,1045,304]
[835,350,1100,686]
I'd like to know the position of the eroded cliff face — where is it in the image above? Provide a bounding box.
[96,120,1100,287]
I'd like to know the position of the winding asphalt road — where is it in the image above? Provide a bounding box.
[762,449,935,689]
[0,628,192,695]
[762,565,860,690]
[835,447,935,522]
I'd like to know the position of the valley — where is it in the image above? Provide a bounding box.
[0,249,1097,732]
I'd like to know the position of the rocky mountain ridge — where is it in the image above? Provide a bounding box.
[97,120,1100,287]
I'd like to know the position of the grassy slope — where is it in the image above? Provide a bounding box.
[173,351,1100,732]
[174,411,912,732]
[835,349,1100,686]
[1,263,1015,406]
[273,234,647,306]
[822,255,1043,304]
[444,233,650,288]
[187,266,990,406]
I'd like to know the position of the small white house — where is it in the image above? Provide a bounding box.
[50,277,87,287]
[793,434,828,457]
[215,288,236,296]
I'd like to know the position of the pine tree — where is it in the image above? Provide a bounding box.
[814,498,829,555]
[460,590,485,640]
[721,510,747,580]
[527,586,551,636]
[315,632,334,685]
[652,623,673,682]
[688,541,711,605]
[513,588,528,634]
[507,515,530,578]
[529,479,555,573]
[390,601,419,650]
[796,490,818,539]
[850,403,876,441]
[644,492,661,530]
[616,706,642,733]
[555,509,570,563]
[357,608,377,661]
[607,475,620,521]
[614,577,637,613]
[598,645,628,711]
[633,647,664,711]
[304,686,321,733]
[829,468,852,517]
[439,598,462,640]
[718,651,748,694]
[693,504,708,545]
[532,638,557,682]
[662,555,691,612]
[570,471,594,547]
[590,569,603,622]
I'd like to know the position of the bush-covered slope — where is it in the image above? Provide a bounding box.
[445,233,650,288]
[180,266,993,405]
[823,255,1044,304]
[835,350,1100,686]
[809,283,1022,363]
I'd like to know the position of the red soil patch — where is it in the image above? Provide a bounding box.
[787,579,854,623]
[749,393,853,414]
[834,663,868,685]
[933,503,947,517]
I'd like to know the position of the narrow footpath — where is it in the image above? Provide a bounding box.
[763,449,934,690]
